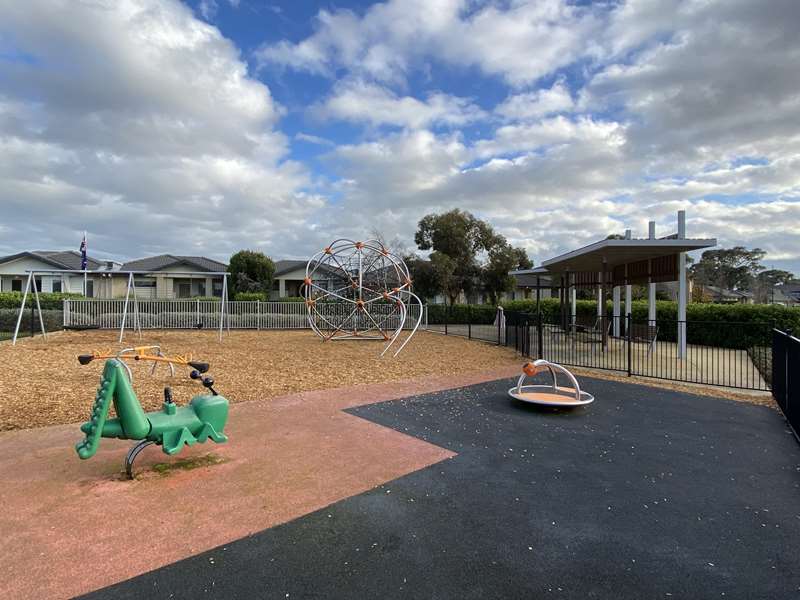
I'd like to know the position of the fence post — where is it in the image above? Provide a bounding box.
[468,304,472,339]
[63,299,68,328]
[444,304,448,336]
[626,314,632,377]
[537,311,543,360]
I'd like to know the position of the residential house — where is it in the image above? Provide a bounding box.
[694,284,754,304]
[121,255,228,298]
[0,251,227,299]
[0,251,119,296]
[771,283,800,306]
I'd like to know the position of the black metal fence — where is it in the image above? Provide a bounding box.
[772,329,799,440]
[429,305,773,391]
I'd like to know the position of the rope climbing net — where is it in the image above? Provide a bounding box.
[304,239,423,356]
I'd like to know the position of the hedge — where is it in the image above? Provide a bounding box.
[497,299,800,349]
[0,308,63,332]
[0,292,82,310]
[427,304,497,325]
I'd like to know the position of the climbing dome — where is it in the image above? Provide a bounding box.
[304,239,422,356]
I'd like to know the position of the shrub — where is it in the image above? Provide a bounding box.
[498,298,800,349]
[0,292,82,310]
[0,308,63,332]
[234,292,268,301]
[427,304,497,325]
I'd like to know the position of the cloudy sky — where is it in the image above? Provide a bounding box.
[1,0,799,272]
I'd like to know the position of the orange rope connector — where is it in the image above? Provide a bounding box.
[404,277,412,286]
[303,277,312,285]
[382,291,391,300]
[324,246,332,254]
[392,287,400,293]
[305,298,316,307]
[355,241,364,249]
[355,299,365,310]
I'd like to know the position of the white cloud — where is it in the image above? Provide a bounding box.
[0,0,322,260]
[495,81,574,121]
[314,80,486,129]
[255,0,602,87]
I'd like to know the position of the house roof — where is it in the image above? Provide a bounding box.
[704,285,753,300]
[274,260,308,277]
[120,254,227,272]
[513,272,552,288]
[0,250,103,271]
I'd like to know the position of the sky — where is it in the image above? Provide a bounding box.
[0,0,799,273]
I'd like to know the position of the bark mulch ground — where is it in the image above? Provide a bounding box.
[0,329,520,431]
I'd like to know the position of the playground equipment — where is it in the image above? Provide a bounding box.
[508,360,595,407]
[75,347,229,478]
[77,345,209,379]
[11,268,230,345]
[304,239,423,356]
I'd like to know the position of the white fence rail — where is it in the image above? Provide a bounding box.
[64,299,426,331]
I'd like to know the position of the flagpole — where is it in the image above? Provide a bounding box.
[83,231,87,297]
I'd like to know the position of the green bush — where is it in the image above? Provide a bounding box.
[234,292,268,301]
[498,298,800,349]
[0,308,63,332]
[0,292,82,310]
[427,304,497,325]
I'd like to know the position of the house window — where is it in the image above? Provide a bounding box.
[212,280,223,297]
[34,277,42,292]
[85,280,94,298]
[178,283,191,298]
[52,280,62,293]
[197,282,206,297]
[11,279,22,292]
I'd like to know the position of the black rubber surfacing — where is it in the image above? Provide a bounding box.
[81,376,800,599]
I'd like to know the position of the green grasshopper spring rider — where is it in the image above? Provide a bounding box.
[75,346,229,478]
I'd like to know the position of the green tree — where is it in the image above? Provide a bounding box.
[228,250,275,295]
[754,268,795,303]
[405,255,440,302]
[481,245,533,305]
[429,252,459,305]
[690,246,765,292]
[414,209,505,304]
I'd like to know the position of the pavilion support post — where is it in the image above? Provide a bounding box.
[648,221,657,325]
[677,210,687,358]
[612,285,621,337]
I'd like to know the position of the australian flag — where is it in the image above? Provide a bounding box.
[79,233,88,270]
